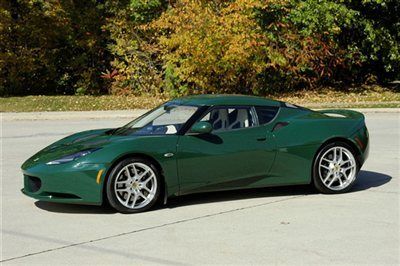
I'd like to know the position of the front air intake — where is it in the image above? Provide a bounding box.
[25,175,41,193]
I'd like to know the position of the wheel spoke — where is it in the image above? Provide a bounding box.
[343,165,354,172]
[323,171,332,183]
[322,158,333,164]
[328,176,337,187]
[130,193,139,208]
[340,160,350,166]
[137,190,147,199]
[342,171,349,180]
[141,186,151,193]
[142,174,154,185]
[125,167,132,179]
[339,148,343,162]
[320,165,330,171]
[125,191,132,204]
[338,176,343,186]
[116,179,129,185]
[138,169,150,180]
[132,164,138,177]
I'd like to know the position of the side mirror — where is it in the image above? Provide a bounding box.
[190,122,212,134]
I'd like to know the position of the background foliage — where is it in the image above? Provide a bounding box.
[0,0,399,96]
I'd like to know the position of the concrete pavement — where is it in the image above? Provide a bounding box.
[1,112,399,265]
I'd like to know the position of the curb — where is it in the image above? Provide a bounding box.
[1,108,399,121]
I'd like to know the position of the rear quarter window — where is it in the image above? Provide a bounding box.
[255,106,279,125]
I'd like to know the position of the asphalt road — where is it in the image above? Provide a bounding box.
[1,111,399,265]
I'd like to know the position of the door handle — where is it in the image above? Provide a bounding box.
[257,137,267,141]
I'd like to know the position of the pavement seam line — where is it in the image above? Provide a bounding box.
[1,194,305,263]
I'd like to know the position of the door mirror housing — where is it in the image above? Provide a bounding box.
[190,122,212,134]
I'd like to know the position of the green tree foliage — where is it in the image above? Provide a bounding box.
[289,0,400,82]
[0,0,398,96]
[104,0,166,95]
[0,0,111,96]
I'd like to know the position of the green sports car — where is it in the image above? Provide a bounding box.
[22,95,369,213]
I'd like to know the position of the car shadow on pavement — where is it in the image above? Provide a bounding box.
[34,201,117,214]
[164,185,314,209]
[165,170,392,209]
[351,170,392,192]
[34,170,391,214]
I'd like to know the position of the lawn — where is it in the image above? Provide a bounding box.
[1,86,398,112]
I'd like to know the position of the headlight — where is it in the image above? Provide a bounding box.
[46,148,101,165]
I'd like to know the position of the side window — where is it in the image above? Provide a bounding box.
[200,107,255,131]
[255,106,279,125]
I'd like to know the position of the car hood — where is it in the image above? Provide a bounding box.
[22,128,124,168]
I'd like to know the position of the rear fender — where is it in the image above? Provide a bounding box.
[317,109,365,134]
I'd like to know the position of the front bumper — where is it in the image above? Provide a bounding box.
[21,162,109,205]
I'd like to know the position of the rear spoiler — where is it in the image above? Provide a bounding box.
[316,109,365,121]
[317,109,366,132]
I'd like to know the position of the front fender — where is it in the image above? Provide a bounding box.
[83,135,181,199]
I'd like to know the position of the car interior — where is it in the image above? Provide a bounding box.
[136,106,257,135]
[204,107,255,131]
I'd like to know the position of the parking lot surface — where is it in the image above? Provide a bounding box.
[1,111,399,265]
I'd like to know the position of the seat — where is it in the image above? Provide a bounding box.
[165,125,177,134]
[228,109,249,129]
[210,109,229,130]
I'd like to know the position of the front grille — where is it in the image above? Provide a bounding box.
[25,175,41,192]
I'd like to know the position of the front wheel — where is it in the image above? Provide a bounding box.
[106,158,161,213]
[313,142,359,194]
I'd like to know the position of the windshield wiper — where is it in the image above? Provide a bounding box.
[106,127,121,135]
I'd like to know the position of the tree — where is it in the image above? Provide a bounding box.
[0,0,112,96]
[150,0,349,95]
[104,0,167,95]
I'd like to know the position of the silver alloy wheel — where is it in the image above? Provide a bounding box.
[318,146,357,191]
[114,162,157,209]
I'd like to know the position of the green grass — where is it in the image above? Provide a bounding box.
[0,95,168,112]
[1,86,399,112]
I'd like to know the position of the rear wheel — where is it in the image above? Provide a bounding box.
[106,158,160,213]
[313,142,359,193]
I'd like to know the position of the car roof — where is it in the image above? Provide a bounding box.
[169,94,281,107]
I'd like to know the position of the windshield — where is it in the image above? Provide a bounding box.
[113,104,199,136]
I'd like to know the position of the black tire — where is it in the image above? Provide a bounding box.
[106,157,161,213]
[313,141,359,194]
